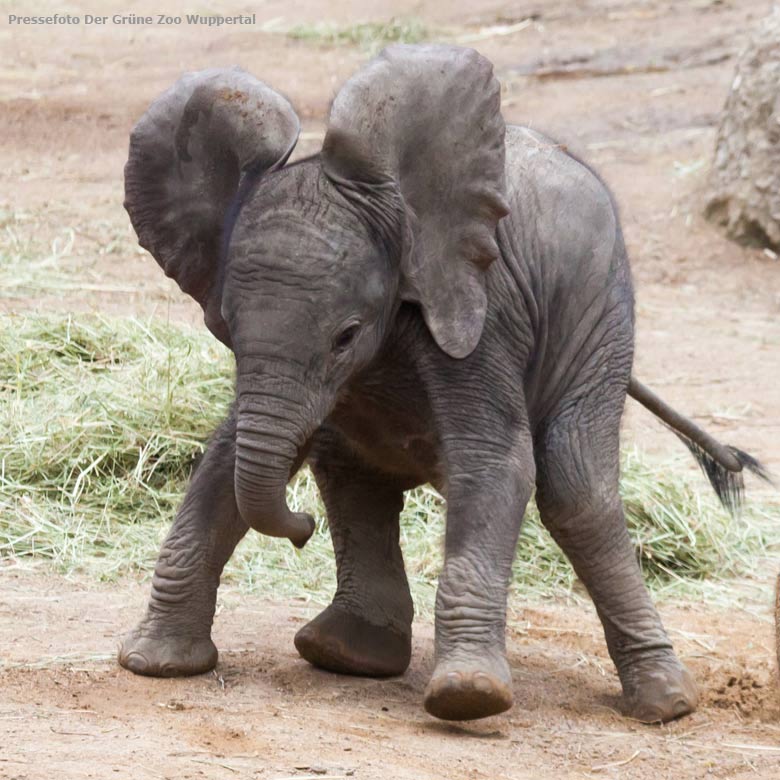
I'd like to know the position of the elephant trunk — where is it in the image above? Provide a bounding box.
[233,372,316,548]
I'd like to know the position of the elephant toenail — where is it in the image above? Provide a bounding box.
[443,672,461,689]
[122,652,149,674]
[673,698,690,716]
[473,673,494,693]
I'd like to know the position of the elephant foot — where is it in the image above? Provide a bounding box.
[118,627,217,678]
[294,604,411,677]
[620,656,698,723]
[424,653,513,721]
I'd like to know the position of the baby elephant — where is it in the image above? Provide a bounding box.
[119,45,766,721]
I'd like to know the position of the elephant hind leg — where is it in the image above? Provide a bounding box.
[534,383,697,723]
[295,431,414,677]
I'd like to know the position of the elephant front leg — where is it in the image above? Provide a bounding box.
[294,433,414,677]
[118,410,248,677]
[424,432,535,721]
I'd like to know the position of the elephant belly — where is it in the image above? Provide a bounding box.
[326,386,442,488]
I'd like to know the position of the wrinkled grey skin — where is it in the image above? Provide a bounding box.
[119,47,700,723]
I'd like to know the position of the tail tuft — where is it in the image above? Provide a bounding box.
[674,433,773,515]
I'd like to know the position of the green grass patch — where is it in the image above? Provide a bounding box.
[1,314,776,614]
[287,18,431,53]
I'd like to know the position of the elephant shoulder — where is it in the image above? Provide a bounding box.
[503,125,618,268]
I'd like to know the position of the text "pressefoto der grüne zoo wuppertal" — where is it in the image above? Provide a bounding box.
[7,13,258,26]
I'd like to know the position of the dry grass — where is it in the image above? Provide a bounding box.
[1,314,776,615]
[286,18,431,53]
[0,209,168,302]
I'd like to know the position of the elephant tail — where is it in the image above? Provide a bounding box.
[627,377,772,514]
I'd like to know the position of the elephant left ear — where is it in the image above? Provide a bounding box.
[321,44,509,359]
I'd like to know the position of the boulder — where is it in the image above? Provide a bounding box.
[706,11,780,249]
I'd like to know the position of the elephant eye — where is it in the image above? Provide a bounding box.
[332,323,360,353]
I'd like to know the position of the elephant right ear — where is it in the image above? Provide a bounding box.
[124,68,300,346]
[321,45,508,359]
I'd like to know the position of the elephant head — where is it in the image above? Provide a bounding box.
[124,46,509,548]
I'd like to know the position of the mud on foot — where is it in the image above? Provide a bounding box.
[424,654,513,721]
[294,603,411,677]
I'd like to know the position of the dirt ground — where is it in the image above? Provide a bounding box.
[2,0,780,777]
[2,568,780,780]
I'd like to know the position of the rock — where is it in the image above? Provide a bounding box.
[705,11,780,249]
